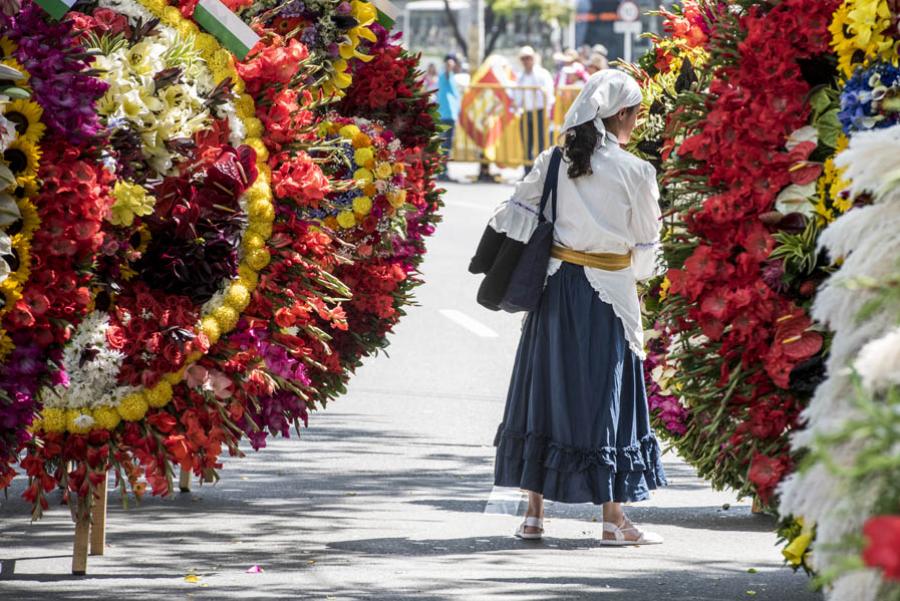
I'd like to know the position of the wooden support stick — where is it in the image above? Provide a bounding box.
[90,473,108,556]
[179,466,191,492]
[72,494,90,575]
[751,497,764,514]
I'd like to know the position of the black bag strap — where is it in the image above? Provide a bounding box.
[537,147,563,224]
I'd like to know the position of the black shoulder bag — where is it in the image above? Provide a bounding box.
[468,147,562,313]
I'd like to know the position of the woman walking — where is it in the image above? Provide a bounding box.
[490,70,667,545]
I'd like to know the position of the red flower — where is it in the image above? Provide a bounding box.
[105,325,127,350]
[271,152,331,206]
[748,453,789,504]
[863,516,900,581]
[236,37,308,95]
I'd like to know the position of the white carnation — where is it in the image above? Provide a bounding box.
[855,326,900,393]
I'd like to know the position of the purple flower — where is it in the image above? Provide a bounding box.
[6,4,109,146]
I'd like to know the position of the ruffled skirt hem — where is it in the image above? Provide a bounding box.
[493,427,668,505]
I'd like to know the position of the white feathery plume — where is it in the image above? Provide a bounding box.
[779,124,900,601]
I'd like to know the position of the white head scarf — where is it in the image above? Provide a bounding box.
[561,69,643,145]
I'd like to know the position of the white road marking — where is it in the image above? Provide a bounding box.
[484,486,525,516]
[439,309,499,338]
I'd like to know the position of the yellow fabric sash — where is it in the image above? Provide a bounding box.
[550,246,632,271]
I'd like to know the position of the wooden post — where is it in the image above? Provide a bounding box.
[90,474,108,556]
[179,466,191,492]
[72,494,90,575]
[751,497,764,514]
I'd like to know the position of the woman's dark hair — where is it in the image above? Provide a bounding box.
[562,121,599,179]
[562,105,640,179]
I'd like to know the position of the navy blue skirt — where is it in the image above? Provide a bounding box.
[494,262,667,505]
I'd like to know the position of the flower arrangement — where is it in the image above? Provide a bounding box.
[0,0,442,517]
[217,0,378,96]
[634,0,844,513]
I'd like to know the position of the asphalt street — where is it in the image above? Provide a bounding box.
[0,164,821,601]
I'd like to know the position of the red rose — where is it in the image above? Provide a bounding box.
[863,516,900,581]
[105,325,127,350]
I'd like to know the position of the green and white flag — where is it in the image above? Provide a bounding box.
[194,0,260,60]
[34,0,77,21]
[371,0,400,28]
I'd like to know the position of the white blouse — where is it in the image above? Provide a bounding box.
[488,132,663,358]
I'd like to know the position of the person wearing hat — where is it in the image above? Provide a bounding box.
[553,48,589,88]
[436,53,461,181]
[513,46,555,174]
[586,52,609,75]
[489,70,667,545]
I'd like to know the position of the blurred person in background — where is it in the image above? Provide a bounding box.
[453,58,470,89]
[424,62,439,93]
[437,53,460,181]
[513,46,555,175]
[554,48,589,88]
[586,53,609,75]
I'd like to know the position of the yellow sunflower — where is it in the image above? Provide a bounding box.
[3,137,40,186]
[831,0,900,78]
[3,99,45,145]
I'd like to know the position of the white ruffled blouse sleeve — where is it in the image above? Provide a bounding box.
[629,162,664,282]
[488,150,551,242]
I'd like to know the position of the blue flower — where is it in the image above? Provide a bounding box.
[839,62,900,134]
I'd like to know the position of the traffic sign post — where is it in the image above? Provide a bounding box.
[617,0,640,22]
[613,20,643,63]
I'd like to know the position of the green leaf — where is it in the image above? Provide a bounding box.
[816,110,843,149]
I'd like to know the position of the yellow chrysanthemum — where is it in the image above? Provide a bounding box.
[212,305,239,332]
[354,167,374,186]
[354,146,375,167]
[238,264,259,291]
[248,197,275,222]
[339,124,361,140]
[3,137,40,185]
[117,393,149,422]
[387,188,407,209]
[374,162,393,180]
[245,247,271,271]
[352,195,373,216]
[4,99,44,145]
[225,282,251,311]
[42,407,67,433]
[146,381,173,408]
[337,209,357,229]
[248,219,272,239]
[92,406,121,430]
[352,132,371,149]
[201,315,221,345]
